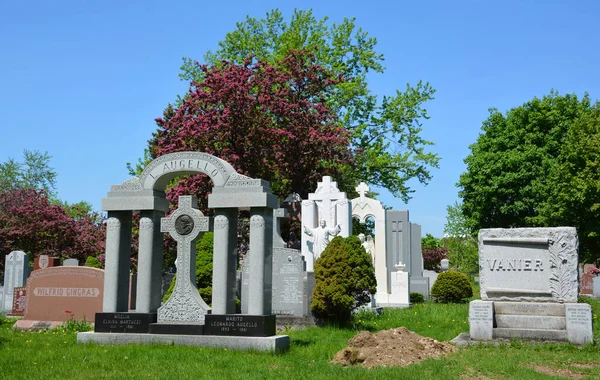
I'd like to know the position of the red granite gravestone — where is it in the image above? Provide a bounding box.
[24,267,104,321]
[580,273,595,295]
[33,255,60,271]
[9,287,27,316]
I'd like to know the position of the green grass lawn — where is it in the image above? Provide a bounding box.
[1,299,599,380]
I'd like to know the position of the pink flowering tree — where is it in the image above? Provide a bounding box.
[152,50,353,211]
[0,189,105,271]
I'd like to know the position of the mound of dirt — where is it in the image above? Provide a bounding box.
[331,327,456,368]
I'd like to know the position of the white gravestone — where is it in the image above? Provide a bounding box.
[469,300,494,340]
[2,251,29,313]
[565,303,594,345]
[301,176,351,271]
[351,182,388,302]
[157,196,211,323]
[385,263,409,306]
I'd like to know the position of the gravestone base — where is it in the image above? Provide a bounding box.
[94,312,157,334]
[275,315,316,330]
[148,323,204,335]
[204,314,276,337]
[468,301,593,345]
[77,331,290,352]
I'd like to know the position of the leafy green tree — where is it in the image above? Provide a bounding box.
[311,235,376,324]
[459,92,592,226]
[442,202,478,274]
[167,9,439,201]
[421,233,441,250]
[458,91,600,261]
[0,150,57,196]
[541,104,600,261]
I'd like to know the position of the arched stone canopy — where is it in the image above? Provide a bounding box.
[102,152,272,213]
[101,151,278,317]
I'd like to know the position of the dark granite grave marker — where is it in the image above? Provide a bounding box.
[95,312,157,333]
[204,314,276,337]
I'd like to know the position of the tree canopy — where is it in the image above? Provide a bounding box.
[154,51,352,202]
[0,152,106,271]
[0,150,57,196]
[458,91,600,260]
[139,9,438,205]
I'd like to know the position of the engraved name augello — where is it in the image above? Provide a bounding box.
[487,258,543,271]
[148,159,221,179]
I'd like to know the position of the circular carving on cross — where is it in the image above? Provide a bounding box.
[175,214,195,236]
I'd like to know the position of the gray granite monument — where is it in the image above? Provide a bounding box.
[1,251,29,313]
[409,223,429,299]
[468,227,592,345]
[78,151,289,352]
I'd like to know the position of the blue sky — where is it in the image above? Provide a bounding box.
[1,1,598,238]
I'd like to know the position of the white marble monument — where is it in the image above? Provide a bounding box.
[301,176,351,271]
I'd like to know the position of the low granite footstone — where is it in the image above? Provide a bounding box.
[204,314,276,337]
[95,312,157,333]
[565,303,593,345]
[469,300,494,341]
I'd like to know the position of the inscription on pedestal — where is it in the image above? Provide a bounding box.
[469,301,494,341]
[204,314,276,337]
[565,303,593,345]
[95,312,157,333]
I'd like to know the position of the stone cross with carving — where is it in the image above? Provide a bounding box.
[356,182,370,203]
[308,176,344,227]
[157,195,211,323]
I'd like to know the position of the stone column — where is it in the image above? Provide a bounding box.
[212,208,238,314]
[248,208,273,315]
[103,211,132,312]
[136,210,164,313]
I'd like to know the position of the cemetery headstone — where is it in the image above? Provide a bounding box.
[351,182,389,305]
[24,266,104,321]
[423,270,439,291]
[469,227,591,344]
[301,176,351,271]
[63,259,79,267]
[385,210,411,280]
[9,287,27,316]
[440,259,449,271]
[33,255,60,271]
[2,251,29,313]
[580,273,594,295]
[78,151,288,352]
[409,223,429,298]
[271,248,310,317]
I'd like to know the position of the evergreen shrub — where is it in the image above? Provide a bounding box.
[410,292,425,303]
[311,235,376,324]
[430,270,473,303]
